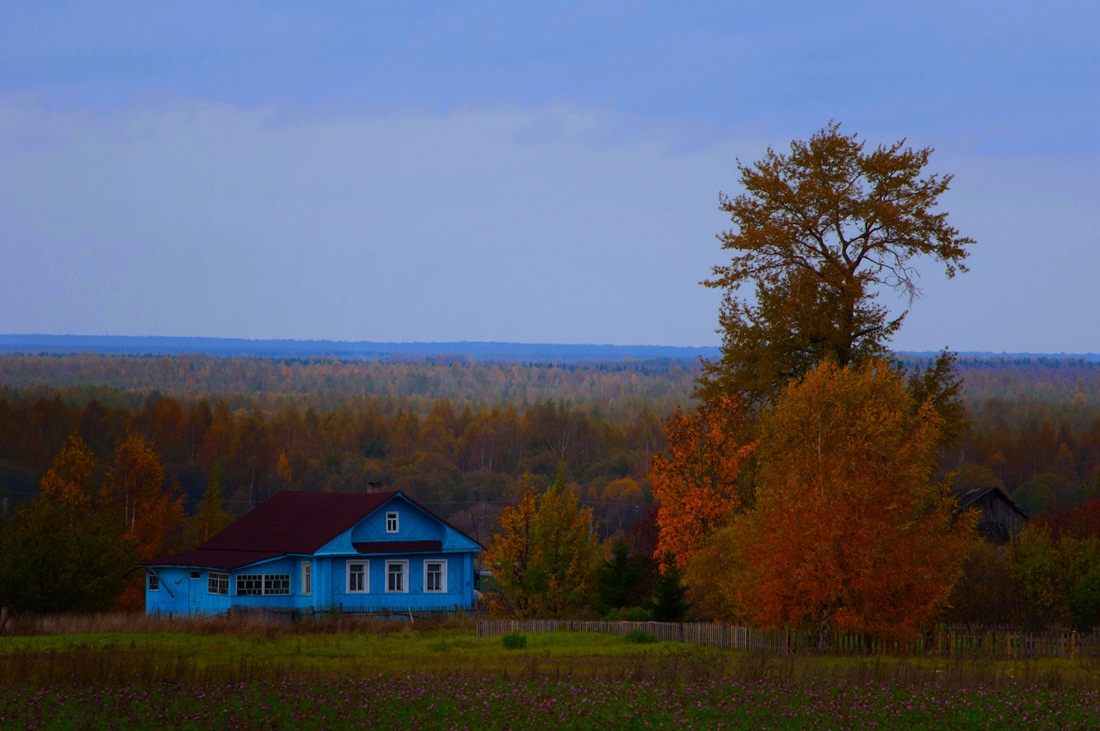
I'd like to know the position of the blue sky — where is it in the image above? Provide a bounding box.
[2,2,1097,351]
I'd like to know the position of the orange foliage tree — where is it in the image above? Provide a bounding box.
[102,433,185,562]
[101,433,185,610]
[649,395,755,568]
[703,361,973,643]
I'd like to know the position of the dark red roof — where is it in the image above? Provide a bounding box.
[144,490,398,568]
[201,490,397,554]
[353,540,443,554]
[144,549,285,570]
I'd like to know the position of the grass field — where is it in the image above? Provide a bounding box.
[3,620,1100,729]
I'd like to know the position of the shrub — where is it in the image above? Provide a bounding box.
[501,632,527,649]
[621,606,653,622]
[624,630,657,644]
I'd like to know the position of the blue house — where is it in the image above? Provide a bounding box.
[142,490,483,616]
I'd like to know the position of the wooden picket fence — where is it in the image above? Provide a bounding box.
[476,619,1100,659]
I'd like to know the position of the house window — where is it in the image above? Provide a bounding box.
[386,560,408,593]
[190,570,201,580]
[208,572,229,595]
[236,574,290,596]
[264,575,290,595]
[425,560,447,593]
[148,573,159,591]
[347,560,368,593]
[302,561,312,596]
[386,512,399,533]
[237,574,263,596]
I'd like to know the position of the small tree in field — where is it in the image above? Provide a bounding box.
[485,472,603,618]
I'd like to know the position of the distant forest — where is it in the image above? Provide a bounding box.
[2,353,1099,541]
[0,334,722,363]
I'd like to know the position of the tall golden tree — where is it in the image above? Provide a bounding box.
[699,361,973,643]
[485,480,538,617]
[100,434,185,610]
[699,123,973,407]
[38,433,97,513]
[649,395,754,568]
[101,434,185,563]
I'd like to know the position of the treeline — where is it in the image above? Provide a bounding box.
[2,354,1100,530]
[0,390,667,543]
[4,353,1100,413]
[0,354,698,417]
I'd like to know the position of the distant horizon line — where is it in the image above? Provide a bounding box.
[0,333,1097,363]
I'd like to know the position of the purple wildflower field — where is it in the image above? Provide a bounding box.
[2,675,1099,730]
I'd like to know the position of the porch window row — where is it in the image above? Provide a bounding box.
[150,560,448,597]
[236,573,291,596]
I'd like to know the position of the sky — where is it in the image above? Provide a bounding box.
[1,2,1098,352]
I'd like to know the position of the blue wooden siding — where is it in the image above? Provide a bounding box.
[146,493,480,616]
[148,552,477,616]
[323,553,474,611]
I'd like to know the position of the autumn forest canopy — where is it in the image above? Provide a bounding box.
[5,124,1100,637]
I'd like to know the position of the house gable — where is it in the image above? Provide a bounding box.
[316,493,481,556]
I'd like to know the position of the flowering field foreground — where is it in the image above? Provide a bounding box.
[2,675,1099,730]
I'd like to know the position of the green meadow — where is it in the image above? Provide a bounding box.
[4,622,1100,729]
[1,627,730,683]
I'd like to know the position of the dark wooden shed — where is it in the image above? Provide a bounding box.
[952,486,1028,544]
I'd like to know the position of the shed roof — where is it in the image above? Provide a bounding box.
[952,485,1028,518]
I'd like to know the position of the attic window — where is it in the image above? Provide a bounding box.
[386,512,399,533]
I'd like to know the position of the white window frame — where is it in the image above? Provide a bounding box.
[263,574,290,595]
[236,574,263,596]
[236,573,290,596]
[148,573,159,591]
[302,561,312,596]
[386,511,399,533]
[208,572,229,595]
[386,560,409,593]
[347,560,368,593]
[424,559,447,593]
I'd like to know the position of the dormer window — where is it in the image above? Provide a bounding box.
[386,511,399,533]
